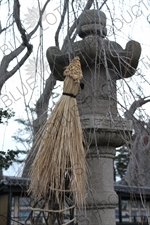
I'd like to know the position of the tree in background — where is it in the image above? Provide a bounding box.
[1,0,150,224]
[114,146,130,181]
[120,97,150,186]
[0,0,51,179]
[0,108,27,174]
[12,106,35,153]
[0,108,15,124]
[0,0,51,92]
[0,108,17,172]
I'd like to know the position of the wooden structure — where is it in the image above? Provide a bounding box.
[0,177,150,225]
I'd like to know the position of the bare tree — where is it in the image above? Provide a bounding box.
[0,0,51,93]
[120,97,150,186]
[0,0,52,180]
[1,0,150,224]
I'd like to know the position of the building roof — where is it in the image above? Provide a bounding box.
[0,176,30,194]
[0,176,30,186]
[1,176,150,198]
[114,184,150,200]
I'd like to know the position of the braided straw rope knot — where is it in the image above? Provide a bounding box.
[63,56,83,82]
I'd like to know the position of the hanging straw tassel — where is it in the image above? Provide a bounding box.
[29,56,86,208]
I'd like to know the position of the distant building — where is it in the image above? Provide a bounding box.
[0,177,150,225]
[115,184,150,224]
[0,177,30,225]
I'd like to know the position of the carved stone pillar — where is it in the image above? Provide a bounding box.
[46,9,141,225]
[78,116,132,225]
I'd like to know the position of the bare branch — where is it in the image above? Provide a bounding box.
[33,0,94,128]
[14,0,51,42]
[28,0,51,39]
[0,21,14,34]
[61,0,94,51]
[55,0,69,48]
[84,0,94,9]
[8,46,33,78]
[124,96,150,120]
[0,43,33,93]
[22,74,56,177]
[34,0,94,131]
[35,74,56,133]
[13,0,30,48]
[99,0,108,10]
[0,0,51,93]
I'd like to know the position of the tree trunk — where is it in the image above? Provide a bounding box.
[120,98,150,186]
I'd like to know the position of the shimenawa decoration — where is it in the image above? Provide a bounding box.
[29,56,86,209]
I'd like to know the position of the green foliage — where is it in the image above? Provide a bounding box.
[0,108,15,124]
[0,108,19,170]
[12,106,35,151]
[12,118,33,147]
[114,146,130,180]
[0,149,20,170]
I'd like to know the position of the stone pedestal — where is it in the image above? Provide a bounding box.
[78,147,117,225]
[77,116,132,225]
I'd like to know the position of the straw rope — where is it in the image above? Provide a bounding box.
[29,57,86,208]
[30,205,75,213]
[62,218,75,225]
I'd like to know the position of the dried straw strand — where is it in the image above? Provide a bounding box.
[29,57,86,208]
[30,205,75,213]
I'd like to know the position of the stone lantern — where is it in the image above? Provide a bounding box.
[46,10,141,225]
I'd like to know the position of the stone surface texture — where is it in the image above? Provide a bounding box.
[47,9,141,225]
